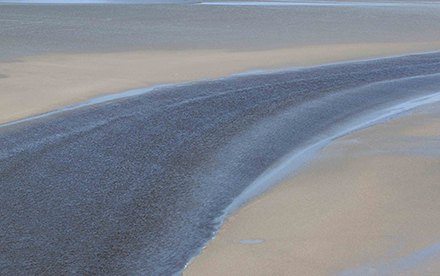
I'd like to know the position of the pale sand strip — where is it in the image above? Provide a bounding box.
[2,42,440,125]
[183,101,440,275]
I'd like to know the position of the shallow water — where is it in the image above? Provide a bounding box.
[0,0,194,3]
[2,52,440,275]
[1,3,440,61]
[201,1,438,6]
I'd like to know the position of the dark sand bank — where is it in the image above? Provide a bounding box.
[2,52,440,275]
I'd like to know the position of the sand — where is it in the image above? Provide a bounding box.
[2,2,440,275]
[3,2,440,125]
[183,101,440,275]
[3,42,440,125]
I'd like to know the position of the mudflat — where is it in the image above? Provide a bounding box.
[2,3,440,124]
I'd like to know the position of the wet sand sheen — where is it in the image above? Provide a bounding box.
[2,52,440,275]
[2,2,440,275]
[2,2,440,125]
[183,101,440,276]
[3,42,440,125]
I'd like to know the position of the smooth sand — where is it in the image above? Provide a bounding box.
[184,102,440,275]
[2,42,440,125]
[3,2,440,125]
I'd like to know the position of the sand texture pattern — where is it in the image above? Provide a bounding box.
[184,102,440,275]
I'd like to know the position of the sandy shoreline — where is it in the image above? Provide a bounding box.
[2,2,440,274]
[3,1,440,125]
[184,101,440,275]
[2,42,440,125]
[3,49,440,275]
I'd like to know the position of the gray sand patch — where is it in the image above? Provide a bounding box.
[0,75,7,78]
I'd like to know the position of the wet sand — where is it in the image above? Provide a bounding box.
[3,43,440,125]
[3,51,440,275]
[184,101,440,276]
[2,3,440,124]
[2,2,440,275]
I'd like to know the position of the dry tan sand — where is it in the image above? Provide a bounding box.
[184,101,440,275]
[2,42,440,125]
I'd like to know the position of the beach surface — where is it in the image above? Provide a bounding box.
[3,43,440,125]
[2,2,440,275]
[3,50,440,275]
[2,3,440,124]
[184,101,440,276]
